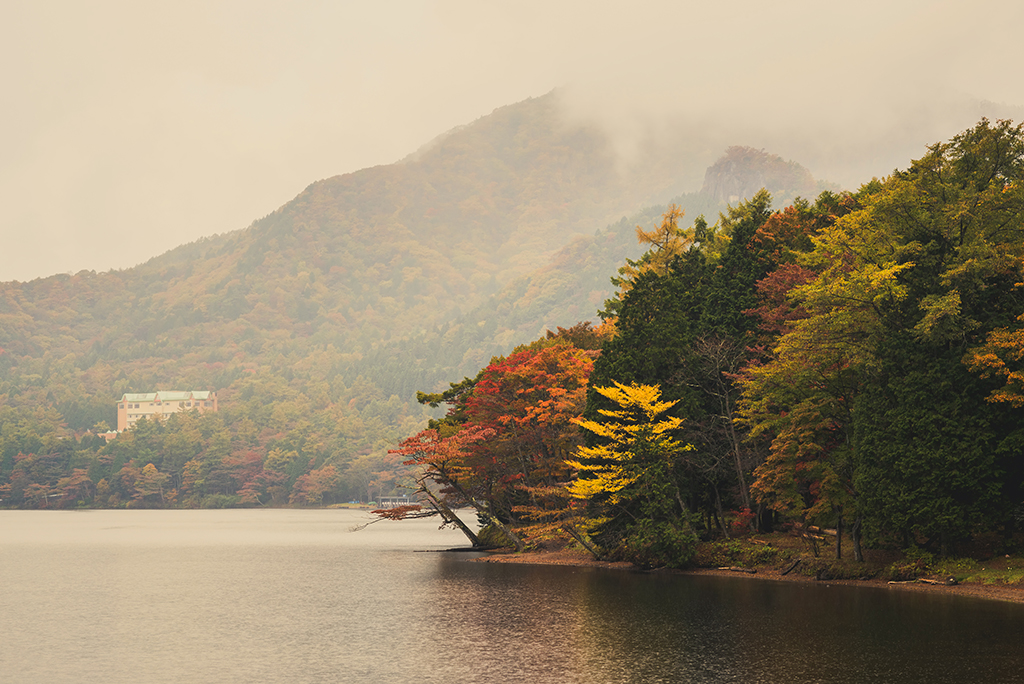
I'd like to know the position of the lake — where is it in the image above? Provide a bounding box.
[2,509,1023,683]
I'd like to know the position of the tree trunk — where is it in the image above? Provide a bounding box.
[757,502,774,533]
[481,510,526,552]
[714,485,730,539]
[442,476,525,551]
[835,508,843,560]
[565,526,604,561]
[667,470,698,538]
[722,400,752,514]
[421,487,480,547]
[852,515,864,562]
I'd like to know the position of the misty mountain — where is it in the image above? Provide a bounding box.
[0,92,730,497]
[0,89,958,500]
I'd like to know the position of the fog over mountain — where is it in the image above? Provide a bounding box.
[3,1,1023,282]
[0,90,838,502]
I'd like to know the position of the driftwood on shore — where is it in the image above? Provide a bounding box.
[917,577,959,586]
[719,566,757,574]
[414,546,501,553]
[888,577,959,586]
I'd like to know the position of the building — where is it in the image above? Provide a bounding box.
[117,390,218,432]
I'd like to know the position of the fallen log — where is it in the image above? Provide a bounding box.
[918,577,959,586]
[780,559,801,576]
[719,566,757,574]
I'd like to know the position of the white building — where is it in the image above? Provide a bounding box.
[116,390,218,431]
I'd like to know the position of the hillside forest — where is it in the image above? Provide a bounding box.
[0,94,820,511]
[2,102,1022,562]
[384,119,1024,564]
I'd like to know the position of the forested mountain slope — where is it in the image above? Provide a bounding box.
[1,93,703,417]
[0,92,827,506]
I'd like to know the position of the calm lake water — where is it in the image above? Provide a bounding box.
[2,509,1023,684]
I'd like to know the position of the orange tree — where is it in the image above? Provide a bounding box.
[378,326,605,547]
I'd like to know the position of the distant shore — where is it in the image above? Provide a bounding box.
[474,547,1024,605]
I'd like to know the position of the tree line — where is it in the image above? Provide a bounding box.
[384,119,1024,565]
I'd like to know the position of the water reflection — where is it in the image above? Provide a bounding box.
[2,510,1023,684]
[423,559,1024,683]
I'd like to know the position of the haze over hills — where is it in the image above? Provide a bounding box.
[0,92,735,500]
[0,90,1017,502]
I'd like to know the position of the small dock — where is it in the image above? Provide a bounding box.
[375,496,414,509]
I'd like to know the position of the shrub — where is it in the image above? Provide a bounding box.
[694,539,783,568]
[621,520,698,569]
[200,494,240,509]
[729,508,757,536]
[884,548,934,581]
[932,557,980,583]
[477,524,516,549]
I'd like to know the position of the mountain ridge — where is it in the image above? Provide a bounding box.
[0,92,892,503]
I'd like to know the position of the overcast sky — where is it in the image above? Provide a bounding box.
[3,1,1023,282]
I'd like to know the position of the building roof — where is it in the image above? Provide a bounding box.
[156,391,192,402]
[120,391,214,402]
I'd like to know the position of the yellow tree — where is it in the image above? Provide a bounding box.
[566,382,697,567]
[607,205,711,304]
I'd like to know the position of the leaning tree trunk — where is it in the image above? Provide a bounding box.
[479,509,526,552]
[444,477,525,551]
[564,525,604,561]
[420,486,481,547]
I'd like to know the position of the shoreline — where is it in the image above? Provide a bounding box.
[473,547,1024,605]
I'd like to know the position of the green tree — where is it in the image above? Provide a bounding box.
[741,119,1024,552]
[589,192,783,532]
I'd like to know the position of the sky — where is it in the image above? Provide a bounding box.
[3,0,1023,282]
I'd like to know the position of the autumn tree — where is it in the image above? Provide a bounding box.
[289,465,340,505]
[385,425,499,547]
[56,469,95,507]
[460,343,595,519]
[132,463,169,507]
[603,205,714,317]
[568,382,698,568]
[590,192,788,533]
[378,327,607,548]
[741,119,1024,553]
